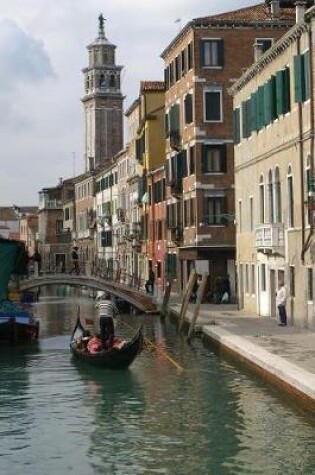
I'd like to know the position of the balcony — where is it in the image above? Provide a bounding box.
[38,199,62,211]
[255,223,284,253]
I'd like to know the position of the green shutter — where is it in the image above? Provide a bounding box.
[241,101,248,138]
[283,67,291,113]
[257,85,265,130]
[264,80,272,125]
[233,108,240,144]
[294,55,304,103]
[270,75,277,121]
[304,51,310,101]
[250,92,258,133]
[276,70,284,115]
[170,104,180,132]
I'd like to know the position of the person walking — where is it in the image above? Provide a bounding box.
[96,293,119,349]
[276,281,287,326]
[70,244,80,275]
[145,268,155,294]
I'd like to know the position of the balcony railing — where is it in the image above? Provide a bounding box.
[255,223,284,251]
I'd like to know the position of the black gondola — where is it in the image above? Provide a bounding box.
[69,316,144,369]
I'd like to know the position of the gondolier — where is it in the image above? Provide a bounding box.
[96,293,119,349]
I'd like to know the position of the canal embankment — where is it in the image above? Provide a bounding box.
[168,300,315,411]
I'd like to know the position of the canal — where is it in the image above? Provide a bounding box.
[0,288,315,475]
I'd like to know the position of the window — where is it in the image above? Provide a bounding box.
[184,94,193,124]
[287,166,294,228]
[306,155,312,225]
[233,108,241,145]
[187,42,193,70]
[294,51,310,103]
[274,167,282,223]
[251,264,256,294]
[276,67,291,115]
[157,262,162,279]
[181,49,186,75]
[268,170,274,223]
[256,38,273,53]
[56,220,63,235]
[202,144,227,173]
[250,197,254,231]
[189,145,195,175]
[190,198,196,226]
[203,193,227,225]
[289,266,295,297]
[261,264,266,291]
[156,220,163,240]
[308,268,313,301]
[259,175,265,224]
[201,39,224,67]
[204,89,222,122]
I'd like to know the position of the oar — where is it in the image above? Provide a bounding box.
[120,320,183,372]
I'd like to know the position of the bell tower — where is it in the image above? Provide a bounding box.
[82,14,124,171]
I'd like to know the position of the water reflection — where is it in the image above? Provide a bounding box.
[0,290,314,475]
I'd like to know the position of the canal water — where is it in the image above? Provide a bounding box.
[0,288,315,475]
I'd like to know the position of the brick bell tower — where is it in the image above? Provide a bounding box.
[82,14,124,171]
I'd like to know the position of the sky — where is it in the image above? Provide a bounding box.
[0,0,259,206]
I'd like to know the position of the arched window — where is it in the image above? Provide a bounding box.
[109,73,116,88]
[259,175,265,224]
[287,165,294,227]
[268,169,273,223]
[274,167,282,223]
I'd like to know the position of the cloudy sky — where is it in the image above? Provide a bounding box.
[0,0,258,206]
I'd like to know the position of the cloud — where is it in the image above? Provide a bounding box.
[0,19,55,91]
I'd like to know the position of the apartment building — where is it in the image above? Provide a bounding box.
[230,1,315,328]
[161,0,296,297]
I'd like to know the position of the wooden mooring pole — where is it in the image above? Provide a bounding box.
[187,272,208,342]
[178,269,196,332]
[160,280,173,317]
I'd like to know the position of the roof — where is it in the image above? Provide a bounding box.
[194,3,295,24]
[161,2,296,58]
[0,206,38,221]
[140,81,165,93]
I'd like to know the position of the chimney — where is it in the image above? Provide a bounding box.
[254,42,265,61]
[270,0,280,18]
[295,1,307,23]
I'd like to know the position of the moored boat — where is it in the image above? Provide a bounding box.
[0,299,39,343]
[70,316,144,369]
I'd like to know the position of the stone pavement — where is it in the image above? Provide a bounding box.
[168,298,315,411]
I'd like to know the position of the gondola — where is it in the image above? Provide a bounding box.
[70,316,144,369]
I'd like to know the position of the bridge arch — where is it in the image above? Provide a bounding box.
[19,275,157,314]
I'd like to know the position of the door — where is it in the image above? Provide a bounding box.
[270,269,276,318]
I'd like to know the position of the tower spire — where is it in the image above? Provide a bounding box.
[98,13,106,39]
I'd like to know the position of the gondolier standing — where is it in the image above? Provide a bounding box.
[97,293,119,349]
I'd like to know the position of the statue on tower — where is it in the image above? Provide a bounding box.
[98,13,105,37]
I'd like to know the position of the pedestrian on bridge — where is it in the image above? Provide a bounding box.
[70,245,80,275]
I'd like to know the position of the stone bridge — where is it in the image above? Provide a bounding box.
[19,273,158,314]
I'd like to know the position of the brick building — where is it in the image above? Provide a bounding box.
[161,1,296,298]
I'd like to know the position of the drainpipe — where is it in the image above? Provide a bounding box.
[301,18,315,262]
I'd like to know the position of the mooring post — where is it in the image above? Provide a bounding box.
[187,272,208,342]
[178,269,196,332]
[160,280,173,317]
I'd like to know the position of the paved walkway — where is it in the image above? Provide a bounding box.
[168,298,315,411]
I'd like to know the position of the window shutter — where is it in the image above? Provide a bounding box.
[177,152,184,179]
[283,67,291,114]
[170,104,180,132]
[303,51,310,101]
[241,101,248,138]
[264,80,271,125]
[201,144,207,172]
[218,39,224,67]
[276,70,284,115]
[164,113,170,138]
[257,85,265,130]
[232,108,240,144]
[270,75,277,121]
[221,144,227,173]
[294,55,304,103]
[182,149,187,177]
[250,92,258,133]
